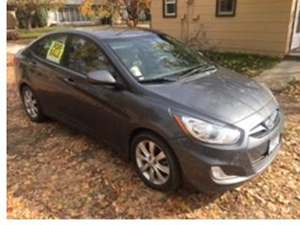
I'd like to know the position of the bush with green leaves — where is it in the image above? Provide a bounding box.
[16,6,48,29]
[33,7,48,28]
[15,7,29,29]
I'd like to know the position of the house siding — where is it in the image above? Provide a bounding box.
[151,0,297,56]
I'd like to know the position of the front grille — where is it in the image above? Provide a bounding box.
[250,110,280,138]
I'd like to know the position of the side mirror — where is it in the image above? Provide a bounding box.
[87,70,116,85]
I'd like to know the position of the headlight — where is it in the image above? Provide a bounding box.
[175,115,241,144]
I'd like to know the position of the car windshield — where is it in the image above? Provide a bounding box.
[107,34,213,82]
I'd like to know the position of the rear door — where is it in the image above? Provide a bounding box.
[28,34,68,116]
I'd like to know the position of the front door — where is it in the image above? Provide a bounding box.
[291,0,300,50]
[60,34,129,146]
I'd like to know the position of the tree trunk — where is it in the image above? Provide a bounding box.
[27,16,33,30]
[127,19,135,27]
[125,0,139,27]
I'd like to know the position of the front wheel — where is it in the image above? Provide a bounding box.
[132,132,181,192]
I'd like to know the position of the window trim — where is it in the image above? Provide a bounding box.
[216,0,237,17]
[32,50,88,80]
[163,0,177,18]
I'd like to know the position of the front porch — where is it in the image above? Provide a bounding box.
[291,47,300,55]
[286,47,300,60]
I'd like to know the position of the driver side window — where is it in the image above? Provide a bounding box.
[64,35,111,75]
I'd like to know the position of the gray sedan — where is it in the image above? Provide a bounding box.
[14,28,284,192]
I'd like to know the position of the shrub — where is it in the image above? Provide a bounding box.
[15,7,29,29]
[16,6,48,29]
[33,7,48,28]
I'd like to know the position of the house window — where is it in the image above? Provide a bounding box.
[54,10,58,22]
[74,8,80,21]
[216,0,236,17]
[70,8,76,21]
[58,9,64,22]
[163,0,177,18]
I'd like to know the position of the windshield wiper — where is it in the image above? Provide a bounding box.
[179,65,217,80]
[139,65,216,84]
[139,76,177,84]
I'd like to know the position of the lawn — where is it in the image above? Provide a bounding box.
[205,51,281,77]
[17,27,58,39]
[17,25,108,40]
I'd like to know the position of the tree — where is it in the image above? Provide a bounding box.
[8,0,63,29]
[80,0,122,25]
[123,0,151,27]
[80,0,151,27]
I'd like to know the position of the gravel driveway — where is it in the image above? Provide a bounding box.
[7,54,300,219]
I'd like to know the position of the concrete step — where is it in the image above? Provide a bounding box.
[285,51,300,61]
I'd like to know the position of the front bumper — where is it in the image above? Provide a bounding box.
[169,111,284,193]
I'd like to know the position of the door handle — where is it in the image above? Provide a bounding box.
[63,77,76,85]
[28,60,37,67]
[28,60,39,74]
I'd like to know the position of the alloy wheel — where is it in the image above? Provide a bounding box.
[23,88,39,119]
[135,140,170,185]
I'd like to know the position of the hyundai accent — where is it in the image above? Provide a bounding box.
[14,29,284,192]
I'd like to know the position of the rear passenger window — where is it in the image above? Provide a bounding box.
[32,35,67,65]
[64,36,110,75]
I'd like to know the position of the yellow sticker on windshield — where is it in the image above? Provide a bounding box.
[46,41,65,63]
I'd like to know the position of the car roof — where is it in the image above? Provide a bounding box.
[55,27,157,40]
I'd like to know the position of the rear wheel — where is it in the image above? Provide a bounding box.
[132,132,181,192]
[21,86,46,122]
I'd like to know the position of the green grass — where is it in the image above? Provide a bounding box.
[17,27,58,39]
[16,25,106,40]
[205,51,281,77]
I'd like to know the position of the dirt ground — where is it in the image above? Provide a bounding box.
[6,54,300,219]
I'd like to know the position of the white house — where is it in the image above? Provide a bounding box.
[47,0,106,26]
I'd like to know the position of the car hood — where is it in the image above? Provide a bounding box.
[145,67,274,124]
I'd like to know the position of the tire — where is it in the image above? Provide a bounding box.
[131,132,181,192]
[21,85,46,122]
